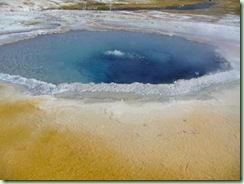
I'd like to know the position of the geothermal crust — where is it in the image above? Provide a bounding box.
[0,1,240,180]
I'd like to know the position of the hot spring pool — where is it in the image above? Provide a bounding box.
[0,31,236,95]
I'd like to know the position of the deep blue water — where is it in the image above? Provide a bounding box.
[0,31,230,84]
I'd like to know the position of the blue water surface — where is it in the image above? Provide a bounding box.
[0,31,230,84]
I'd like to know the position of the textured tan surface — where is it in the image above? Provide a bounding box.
[0,83,240,180]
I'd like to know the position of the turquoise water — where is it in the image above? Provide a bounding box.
[0,31,230,85]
